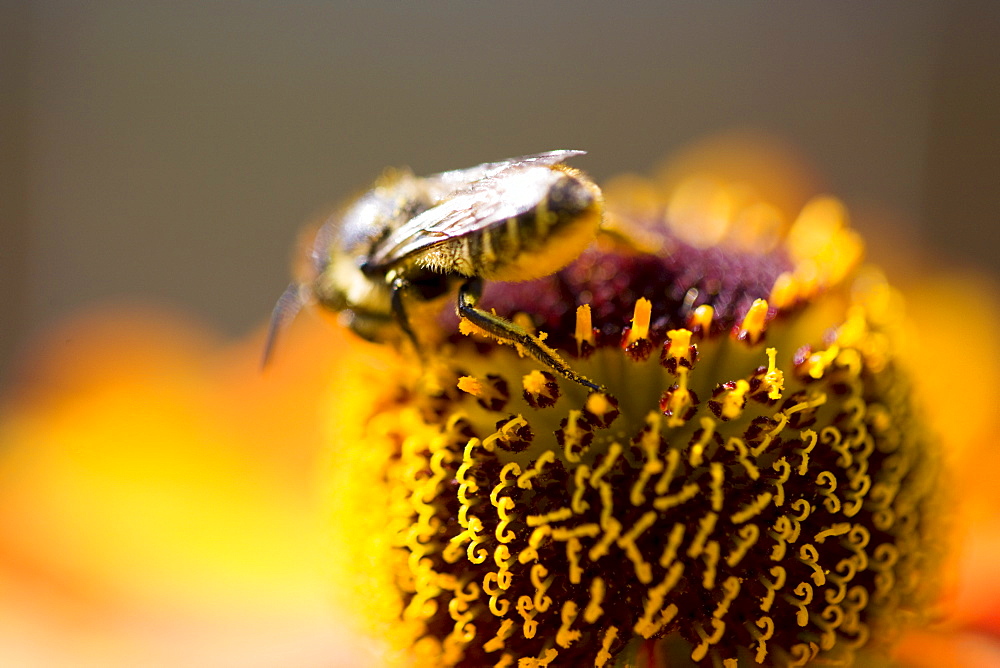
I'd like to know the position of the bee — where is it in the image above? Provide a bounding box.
[265,150,604,391]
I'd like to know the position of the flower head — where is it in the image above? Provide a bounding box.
[326,166,945,666]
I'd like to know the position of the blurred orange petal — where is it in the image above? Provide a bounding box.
[902,274,1000,636]
[0,305,376,666]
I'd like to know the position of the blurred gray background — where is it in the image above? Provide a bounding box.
[2,1,998,385]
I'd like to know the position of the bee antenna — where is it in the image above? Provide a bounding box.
[261,282,304,369]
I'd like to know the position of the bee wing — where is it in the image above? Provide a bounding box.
[368,164,568,269]
[421,150,585,199]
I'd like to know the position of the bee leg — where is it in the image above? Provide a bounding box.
[390,277,425,359]
[457,279,604,393]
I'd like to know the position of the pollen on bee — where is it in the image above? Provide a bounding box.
[627,298,652,344]
[736,299,770,344]
[574,304,595,356]
[458,317,488,338]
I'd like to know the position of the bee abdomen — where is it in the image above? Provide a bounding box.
[412,168,602,281]
[476,173,603,282]
[524,174,597,242]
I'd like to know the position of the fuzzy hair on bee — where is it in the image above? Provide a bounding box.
[265,150,606,392]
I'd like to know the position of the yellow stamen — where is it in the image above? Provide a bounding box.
[584,393,614,422]
[834,306,868,348]
[483,619,515,653]
[764,348,784,400]
[627,297,652,344]
[664,328,695,371]
[666,328,692,359]
[792,261,821,301]
[720,379,750,420]
[583,577,605,623]
[483,415,530,452]
[556,600,581,648]
[594,626,619,668]
[769,271,799,310]
[787,196,864,288]
[522,369,560,408]
[689,304,715,335]
[804,345,840,379]
[738,298,770,343]
[457,374,506,406]
[522,370,549,395]
[574,304,594,354]
[561,410,589,463]
[665,367,693,428]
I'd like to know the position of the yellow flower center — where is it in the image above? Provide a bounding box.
[326,183,944,668]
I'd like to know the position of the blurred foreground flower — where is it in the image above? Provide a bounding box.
[0,308,378,666]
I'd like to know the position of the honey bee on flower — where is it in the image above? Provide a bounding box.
[249,143,954,667]
[266,150,605,391]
